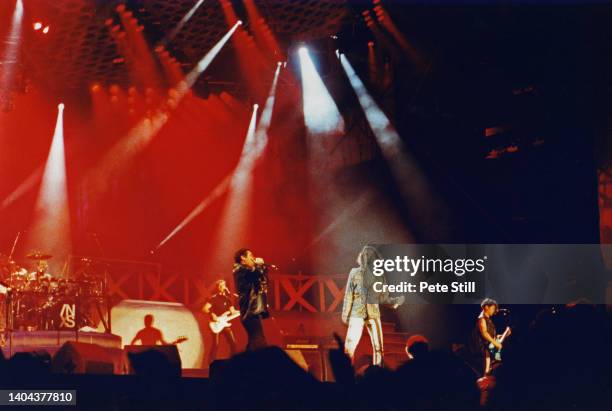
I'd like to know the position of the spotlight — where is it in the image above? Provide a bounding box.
[298,46,307,55]
[33,22,42,30]
[58,103,64,110]
[277,61,282,66]
[237,20,243,25]
[368,41,374,47]
[42,26,50,34]
[253,103,259,109]
[90,83,101,92]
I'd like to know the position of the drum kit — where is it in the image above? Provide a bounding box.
[0,252,109,332]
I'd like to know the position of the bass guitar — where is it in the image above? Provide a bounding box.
[209,311,240,334]
[488,326,511,361]
[171,336,188,345]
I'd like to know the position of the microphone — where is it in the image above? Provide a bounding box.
[257,263,278,270]
[254,258,278,270]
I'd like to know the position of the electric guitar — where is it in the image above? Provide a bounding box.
[209,310,240,334]
[488,326,511,361]
[170,336,188,345]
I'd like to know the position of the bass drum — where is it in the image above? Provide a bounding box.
[46,297,100,330]
[47,297,77,330]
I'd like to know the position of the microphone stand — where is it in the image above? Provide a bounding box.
[8,231,21,261]
[5,231,22,350]
[91,233,111,333]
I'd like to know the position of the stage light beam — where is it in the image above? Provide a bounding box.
[0,0,24,97]
[26,103,71,268]
[209,105,259,268]
[339,53,445,235]
[157,64,281,252]
[159,0,205,47]
[178,20,241,96]
[298,47,344,136]
[85,23,239,201]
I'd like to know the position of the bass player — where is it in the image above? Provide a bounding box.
[203,279,238,365]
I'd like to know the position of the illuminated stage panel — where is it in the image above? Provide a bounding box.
[110,300,204,369]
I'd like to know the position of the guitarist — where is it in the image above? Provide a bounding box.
[471,298,510,376]
[130,314,169,345]
[203,279,238,364]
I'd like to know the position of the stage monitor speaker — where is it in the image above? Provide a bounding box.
[52,341,128,375]
[284,348,324,381]
[208,358,229,380]
[124,345,181,377]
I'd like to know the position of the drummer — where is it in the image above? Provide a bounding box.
[26,260,52,291]
[29,260,50,280]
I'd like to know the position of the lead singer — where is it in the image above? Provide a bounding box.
[233,248,270,351]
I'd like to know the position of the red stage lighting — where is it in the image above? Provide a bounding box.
[368,41,375,48]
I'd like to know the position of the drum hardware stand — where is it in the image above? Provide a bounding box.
[8,231,21,262]
[94,296,110,333]
[3,289,13,358]
[75,289,80,342]
[92,233,112,334]
[2,231,23,357]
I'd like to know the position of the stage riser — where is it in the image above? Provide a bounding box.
[1,331,121,359]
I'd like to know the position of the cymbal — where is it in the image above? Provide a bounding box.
[26,252,53,260]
